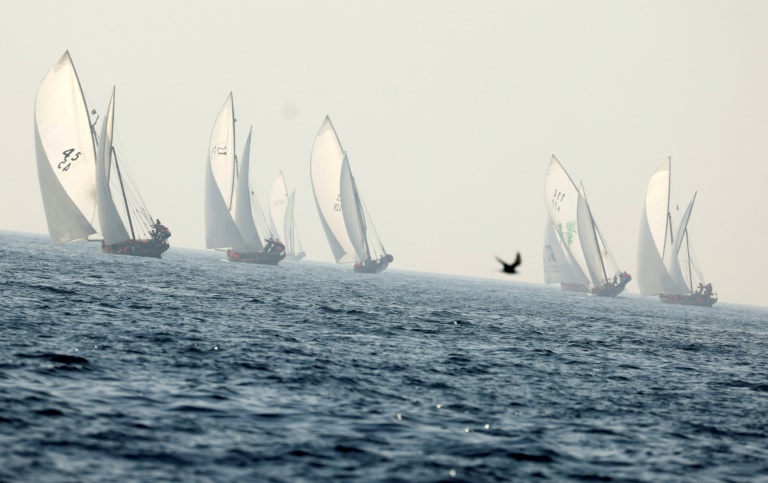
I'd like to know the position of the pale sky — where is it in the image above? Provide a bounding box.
[2,1,767,307]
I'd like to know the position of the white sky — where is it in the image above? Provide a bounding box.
[2,1,767,307]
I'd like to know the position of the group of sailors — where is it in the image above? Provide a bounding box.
[150,219,171,244]
[609,271,632,287]
[263,238,285,254]
[696,282,714,297]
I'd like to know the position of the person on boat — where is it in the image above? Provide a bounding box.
[274,240,285,253]
[264,238,275,253]
[613,274,618,285]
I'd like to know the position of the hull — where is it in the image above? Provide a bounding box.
[591,274,632,298]
[102,239,169,259]
[561,282,589,293]
[660,293,718,307]
[227,250,285,265]
[354,256,391,274]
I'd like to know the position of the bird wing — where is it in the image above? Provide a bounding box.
[495,256,508,267]
[511,252,522,268]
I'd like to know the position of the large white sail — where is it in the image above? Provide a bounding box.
[205,93,246,249]
[576,189,606,287]
[310,116,357,263]
[232,128,262,251]
[636,158,687,296]
[284,190,297,254]
[268,172,289,242]
[340,155,369,262]
[94,89,130,246]
[34,51,97,244]
[544,156,590,282]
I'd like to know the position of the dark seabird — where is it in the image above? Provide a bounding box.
[495,253,521,274]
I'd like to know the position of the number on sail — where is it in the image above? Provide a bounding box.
[58,148,81,171]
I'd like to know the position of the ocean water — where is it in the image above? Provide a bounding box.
[1,231,767,482]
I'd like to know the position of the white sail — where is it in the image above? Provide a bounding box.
[94,89,130,246]
[310,116,357,263]
[576,188,606,287]
[268,172,289,242]
[34,51,97,243]
[205,93,245,249]
[670,193,697,291]
[543,221,564,283]
[340,154,369,262]
[544,156,590,282]
[232,128,262,251]
[283,190,298,255]
[636,158,687,296]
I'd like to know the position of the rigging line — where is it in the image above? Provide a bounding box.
[249,184,273,238]
[359,195,386,255]
[113,131,152,216]
[112,128,152,212]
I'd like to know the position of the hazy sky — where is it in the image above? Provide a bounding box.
[3,1,767,307]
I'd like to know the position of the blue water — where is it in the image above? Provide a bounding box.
[1,231,767,482]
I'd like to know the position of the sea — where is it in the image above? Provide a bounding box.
[1,231,766,482]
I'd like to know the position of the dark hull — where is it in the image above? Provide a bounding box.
[591,276,632,298]
[227,250,285,265]
[102,239,169,259]
[561,282,590,293]
[660,293,718,307]
[354,258,390,274]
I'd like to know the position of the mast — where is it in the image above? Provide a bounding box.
[229,108,238,211]
[661,157,672,259]
[581,185,608,283]
[112,147,135,240]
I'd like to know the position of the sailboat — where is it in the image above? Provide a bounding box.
[310,116,393,273]
[543,219,590,292]
[204,93,284,265]
[636,158,717,306]
[544,155,631,296]
[34,51,170,258]
[268,172,305,261]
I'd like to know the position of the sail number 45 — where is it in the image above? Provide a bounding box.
[58,148,81,171]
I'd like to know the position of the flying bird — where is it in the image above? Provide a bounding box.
[495,253,521,274]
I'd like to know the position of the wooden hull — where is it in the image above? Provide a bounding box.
[354,257,391,274]
[660,293,718,307]
[227,250,285,265]
[102,239,169,259]
[591,275,632,298]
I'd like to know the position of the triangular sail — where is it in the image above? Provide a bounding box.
[94,89,130,246]
[310,116,357,263]
[284,190,298,255]
[576,188,606,287]
[268,172,289,242]
[232,128,262,251]
[34,51,97,243]
[205,93,246,249]
[636,158,687,296]
[340,154,369,262]
[671,194,697,291]
[544,156,591,283]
